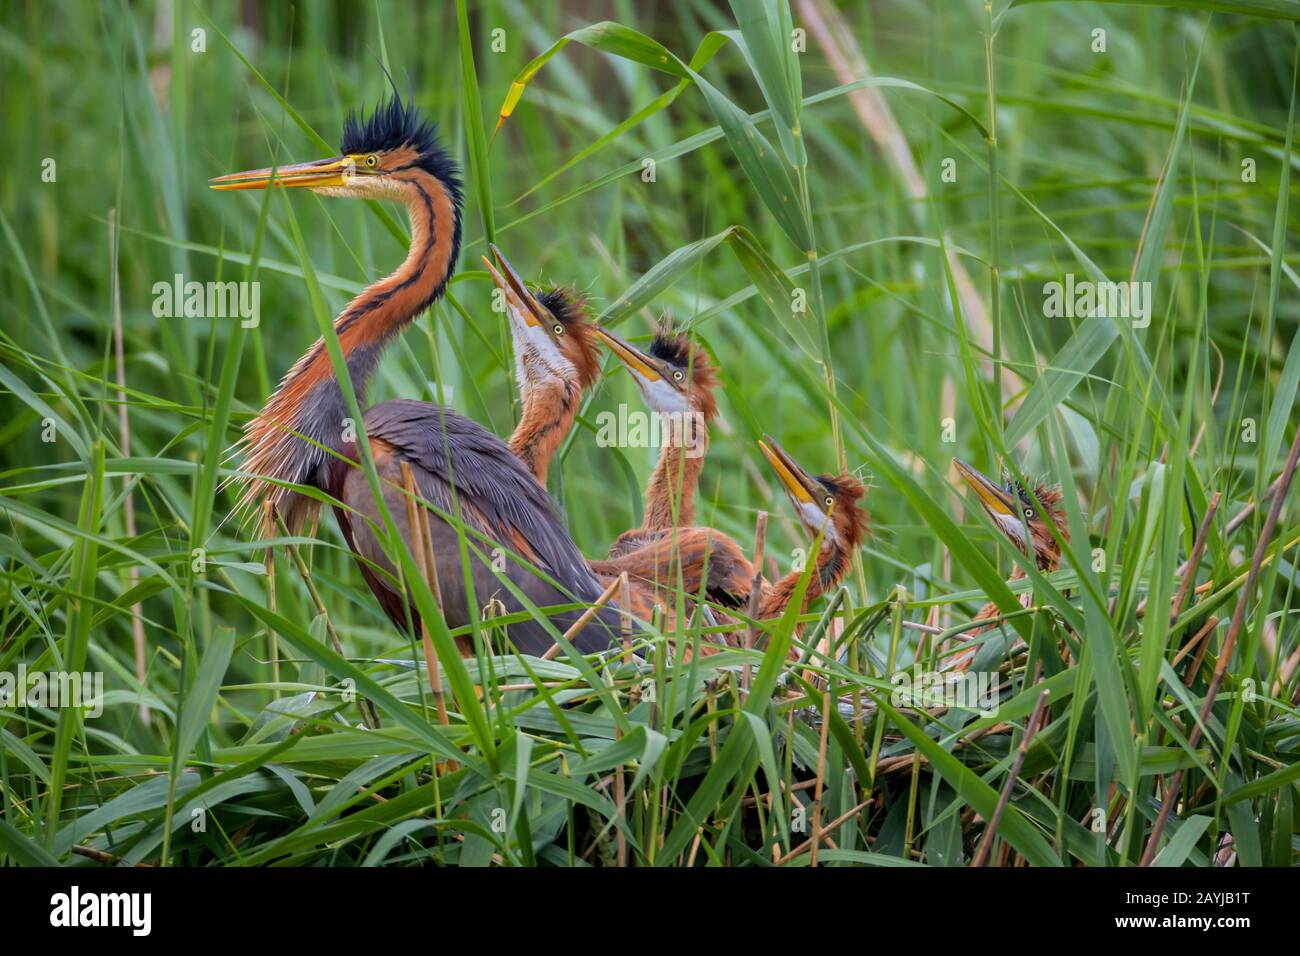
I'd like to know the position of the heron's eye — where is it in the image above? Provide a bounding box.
[553,323,564,336]
[673,370,685,382]
[824,495,835,508]
[365,154,379,168]
[1024,507,1035,519]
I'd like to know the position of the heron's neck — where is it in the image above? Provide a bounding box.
[642,414,707,531]
[1016,536,1063,574]
[510,378,582,485]
[239,173,460,524]
[973,545,1061,627]
[758,532,845,618]
[331,176,460,403]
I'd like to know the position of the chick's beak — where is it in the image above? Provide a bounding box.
[953,458,1016,518]
[483,244,547,330]
[759,435,823,508]
[594,327,661,382]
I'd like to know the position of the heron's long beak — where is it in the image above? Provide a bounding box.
[210,155,359,191]
[759,434,821,506]
[953,458,1015,517]
[482,244,546,329]
[594,327,661,382]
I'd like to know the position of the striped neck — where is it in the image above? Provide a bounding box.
[509,379,582,486]
[642,415,708,531]
[237,171,461,529]
[758,534,846,619]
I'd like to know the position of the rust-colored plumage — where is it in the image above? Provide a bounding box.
[214,95,621,656]
[954,459,1067,575]
[507,290,600,485]
[486,249,756,620]
[590,527,756,609]
[236,146,460,533]
[755,462,869,619]
[597,326,722,556]
[953,459,1069,668]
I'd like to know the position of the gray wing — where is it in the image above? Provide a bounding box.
[362,400,621,647]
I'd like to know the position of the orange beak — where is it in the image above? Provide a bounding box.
[210,155,363,191]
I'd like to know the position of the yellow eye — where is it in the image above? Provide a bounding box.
[673,370,684,382]
[365,154,378,168]
[824,495,835,508]
[1024,507,1035,518]
[553,323,564,335]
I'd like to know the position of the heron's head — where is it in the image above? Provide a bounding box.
[210,92,461,205]
[594,325,719,421]
[483,244,600,396]
[759,436,868,551]
[953,459,1066,570]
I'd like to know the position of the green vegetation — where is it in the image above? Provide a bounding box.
[1,0,1297,867]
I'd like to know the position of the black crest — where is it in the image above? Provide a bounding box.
[649,331,694,368]
[537,287,586,327]
[340,92,462,192]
